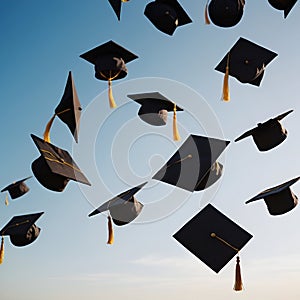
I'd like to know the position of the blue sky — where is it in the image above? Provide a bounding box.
[0,1,300,300]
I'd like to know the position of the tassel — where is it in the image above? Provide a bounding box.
[205,2,210,24]
[43,114,56,143]
[5,194,9,206]
[107,215,114,245]
[222,55,230,101]
[108,80,117,109]
[233,256,243,291]
[0,236,4,264]
[173,103,180,141]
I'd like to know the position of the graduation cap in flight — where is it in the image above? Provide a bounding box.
[108,0,130,21]
[205,0,245,27]
[43,71,82,144]
[245,176,299,215]
[268,0,298,18]
[173,204,253,290]
[0,212,44,264]
[89,182,147,244]
[127,92,183,141]
[215,37,278,101]
[80,40,138,108]
[235,110,293,151]
[30,134,91,192]
[144,0,192,35]
[1,176,32,206]
[152,135,230,192]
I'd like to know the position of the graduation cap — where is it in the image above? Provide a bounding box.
[1,176,32,206]
[80,40,138,108]
[205,0,245,27]
[0,212,44,264]
[108,0,130,21]
[268,0,298,18]
[152,135,230,192]
[43,71,82,144]
[245,176,299,215]
[127,92,183,141]
[30,134,91,192]
[88,182,147,244]
[215,37,278,101]
[235,110,293,151]
[144,0,192,35]
[173,204,253,290]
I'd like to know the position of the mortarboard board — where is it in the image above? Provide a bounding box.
[268,0,298,18]
[144,0,192,35]
[80,40,138,108]
[205,0,245,27]
[88,182,147,244]
[245,176,299,215]
[30,134,91,192]
[43,71,82,144]
[108,0,130,21]
[152,135,230,192]
[173,204,253,290]
[215,37,278,101]
[0,212,44,264]
[235,110,293,151]
[1,176,32,206]
[127,92,183,141]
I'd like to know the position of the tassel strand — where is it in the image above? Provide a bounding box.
[43,114,56,143]
[108,80,117,109]
[0,236,4,264]
[173,103,180,141]
[234,256,243,291]
[107,215,114,245]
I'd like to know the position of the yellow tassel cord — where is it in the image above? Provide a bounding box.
[5,194,9,206]
[205,1,210,24]
[222,54,230,101]
[0,236,4,264]
[210,233,243,291]
[173,103,180,141]
[100,71,121,109]
[108,80,117,109]
[107,215,114,245]
[43,114,56,143]
[234,256,243,291]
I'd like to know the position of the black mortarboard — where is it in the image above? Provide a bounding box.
[268,0,298,18]
[80,40,138,108]
[89,182,147,244]
[152,135,230,192]
[108,0,130,21]
[173,204,252,290]
[245,176,299,215]
[144,0,192,35]
[235,110,293,151]
[0,212,44,264]
[1,176,32,205]
[43,71,82,144]
[215,37,278,101]
[30,134,91,192]
[127,92,183,141]
[207,0,245,28]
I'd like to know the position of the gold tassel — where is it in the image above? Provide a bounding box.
[5,194,9,206]
[222,54,230,101]
[233,256,243,291]
[173,103,180,141]
[43,114,56,143]
[107,215,114,245]
[108,80,117,109]
[0,236,4,264]
[205,2,210,24]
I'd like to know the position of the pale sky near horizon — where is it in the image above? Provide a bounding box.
[0,1,300,300]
